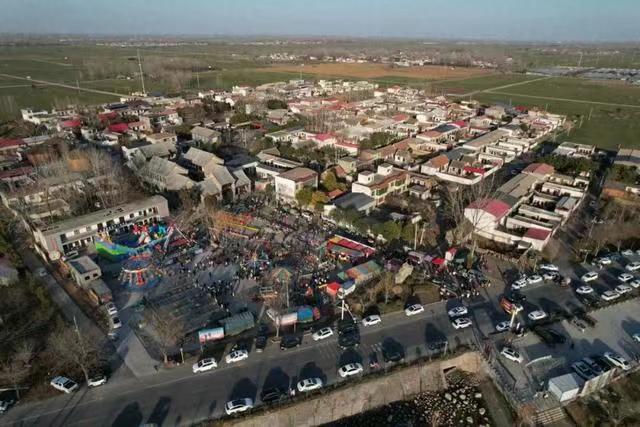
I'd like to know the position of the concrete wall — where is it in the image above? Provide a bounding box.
[227,351,483,427]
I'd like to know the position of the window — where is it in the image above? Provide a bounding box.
[84,276,90,281]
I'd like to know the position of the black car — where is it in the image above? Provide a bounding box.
[534,327,565,346]
[382,345,405,363]
[592,355,613,372]
[338,332,360,349]
[260,387,284,404]
[506,291,527,303]
[255,335,267,353]
[545,328,566,344]
[338,323,359,335]
[280,335,301,350]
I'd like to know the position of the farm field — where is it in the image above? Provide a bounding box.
[259,62,495,82]
[432,73,538,95]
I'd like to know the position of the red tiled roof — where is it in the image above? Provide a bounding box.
[0,138,25,149]
[427,154,450,169]
[524,227,551,241]
[315,133,335,142]
[452,120,467,128]
[523,163,555,176]
[108,123,129,133]
[393,113,410,123]
[327,189,344,199]
[467,198,511,220]
[463,166,486,175]
[99,112,118,122]
[60,119,81,128]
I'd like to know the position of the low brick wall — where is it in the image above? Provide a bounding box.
[225,351,483,427]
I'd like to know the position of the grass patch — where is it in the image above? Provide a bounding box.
[434,73,538,94]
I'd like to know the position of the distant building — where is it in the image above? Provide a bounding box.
[552,141,595,158]
[191,126,220,145]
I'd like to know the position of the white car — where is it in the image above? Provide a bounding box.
[87,375,107,387]
[447,306,468,317]
[110,316,122,329]
[626,261,640,271]
[542,271,558,281]
[405,304,424,316]
[539,263,559,272]
[527,275,543,285]
[192,357,217,373]
[224,398,253,415]
[630,279,640,289]
[297,377,323,392]
[632,333,640,343]
[597,257,612,265]
[601,290,621,301]
[527,310,547,321]
[604,352,631,371]
[495,321,511,332]
[618,273,634,283]
[621,249,635,257]
[451,317,472,329]
[511,278,528,290]
[50,376,79,393]
[338,363,364,378]
[0,399,15,413]
[500,347,523,363]
[225,349,249,364]
[312,327,334,341]
[576,285,594,295]
[581,272,599,283]
[362,315,381,327]
[104,302,118,316]
[615,284,633,295]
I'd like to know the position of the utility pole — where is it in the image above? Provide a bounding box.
[137,49,146,95]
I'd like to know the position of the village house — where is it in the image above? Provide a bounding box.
[191,126,221,145]
[274,167,319,204]
[351,163,410,206]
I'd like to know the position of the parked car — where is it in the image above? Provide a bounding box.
[362,315,382,327]
[296,377,323,392]
[571,318,588,332]
[338,332,360,349]
[280,335,302,350]
[50,376,79,393]
[451,317,472,329]
[576,285,594,295]
[312,327,334,341]
[527,275,543,285]
[255,335,267,353]
[511,277,528,290]
[615,284,633,295]
[571,361,596,380]
[618,273,634,283]
[581,272,599,283]
[104,302,118,316]
[224,398,253,415]
[601,290,621,301]
[338,363,364,378]
[539,263,559,272]
[405,304,424,316]
[109,316,122,329]
[447,306,468,317]
[630,279,640,289]
[527,310,548,321]
[192,357,217,373]
[543,271,559,281]
[495,321,511,332]
[0,398,15,413]
[87,374,108,387]
[626,261,640,271]
[597,256,612,265]
[500,347,523,363]
[260,387,284,404]
[382,343,405,363]
[225,349,249,364]
[592,355,614,372]
[582,357,604,376]
[632,333,640,343]
[604,352,631,371]
[621,249,635,257]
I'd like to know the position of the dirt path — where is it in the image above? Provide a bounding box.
[478,377,515,426]
[457,76,552,97]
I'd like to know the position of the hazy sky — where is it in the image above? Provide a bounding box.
[2,0,640,42]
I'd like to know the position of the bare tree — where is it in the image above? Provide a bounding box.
[144,307,184,364]
[0,341,34,400]
[48,325,101,384]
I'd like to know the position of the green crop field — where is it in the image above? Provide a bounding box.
[433,73,538,94]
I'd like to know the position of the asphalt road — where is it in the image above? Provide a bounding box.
[0,303,475,427]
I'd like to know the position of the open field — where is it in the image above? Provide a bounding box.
[432,73,539,95]
[259,62,495,81]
